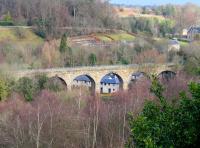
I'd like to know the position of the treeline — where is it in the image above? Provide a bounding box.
[121,4,200,36]
[128,17,175,37]
[150,4,200,32]
[0,0,116,38]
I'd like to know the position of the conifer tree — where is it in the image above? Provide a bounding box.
[59,33,67,53]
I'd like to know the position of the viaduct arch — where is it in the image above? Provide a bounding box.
[15,63,176,93]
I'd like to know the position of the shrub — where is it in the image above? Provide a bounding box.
[88,53,97,66]
[14,27,26,39]
[0,11,14,26]
[35,74,49,90]
[0,21,14,26]
[17,77,36,101]
[127,79,200,147]
[33,19,47,38]
[0,78,9,101]
[59,33,68,53]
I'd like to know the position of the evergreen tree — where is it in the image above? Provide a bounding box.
[88,53,97,66]
[59,33,68,53]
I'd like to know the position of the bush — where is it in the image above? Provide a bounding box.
[59,33,67,53]
[0,78,9,101]
[14,28,26,39]
[88,53,97,66]
[0,21,14,26]
[33,19,47,38]
[0,11,14,26]
[17,77,36,101]
[35,74,49,90]
[127,79,200,147]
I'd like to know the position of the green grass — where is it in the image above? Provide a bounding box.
[0,28,16,40]
[0,27,43,46]
[179,41,189,47]
[0,27,44,69]
[105,33,135,41]
[95,34,112,42]
[90,33,135,42]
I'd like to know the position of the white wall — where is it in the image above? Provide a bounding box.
[100,83,120,94]
[72,80,92,88]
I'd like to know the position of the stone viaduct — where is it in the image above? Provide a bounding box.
[15,63,177,92]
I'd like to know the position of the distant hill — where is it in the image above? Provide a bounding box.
[113,6,165,20]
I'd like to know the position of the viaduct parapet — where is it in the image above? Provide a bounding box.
[15,63,177,92]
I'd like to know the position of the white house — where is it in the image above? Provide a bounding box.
[72,75,93,89]
[182,29,188,38]
[100,73,122,94]
[187,26,200,41]
[131,72,145,81]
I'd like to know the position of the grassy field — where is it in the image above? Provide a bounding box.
[95,34,113,42]
[179,40,189,47]
[94,33,135,42]
[70,32,136,45]
[0,27,44,69]
[105,33,135,41]
[0,27,43,46]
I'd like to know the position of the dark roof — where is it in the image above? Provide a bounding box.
[132,72,144,77]
[74,75,91,82]
[188,27,200,33]
[100,73,120,84]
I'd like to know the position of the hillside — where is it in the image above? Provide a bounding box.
[113,6,165,20]
[0,27,44,69]
[69,32,135,47]
[0,27,137,69]
[0,26,43,46]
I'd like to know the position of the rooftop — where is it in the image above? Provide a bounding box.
[132,72,145,77]
[101,73,121,84]
[188,26,200,33]
[74,75,92,82]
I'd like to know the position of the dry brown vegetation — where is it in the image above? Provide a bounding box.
[113,6,165,20]
[0,73,196,148]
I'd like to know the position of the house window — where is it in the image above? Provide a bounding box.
[108,88,111,93]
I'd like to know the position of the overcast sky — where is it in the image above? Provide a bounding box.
[110,0,200,6]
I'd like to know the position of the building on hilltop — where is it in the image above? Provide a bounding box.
[187,26,200,41]
[182,28,188,38]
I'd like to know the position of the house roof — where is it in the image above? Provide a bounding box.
[132,72,144,77]
[188,26,200,33]
[74,75,91,82]
[100,73,120,84]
